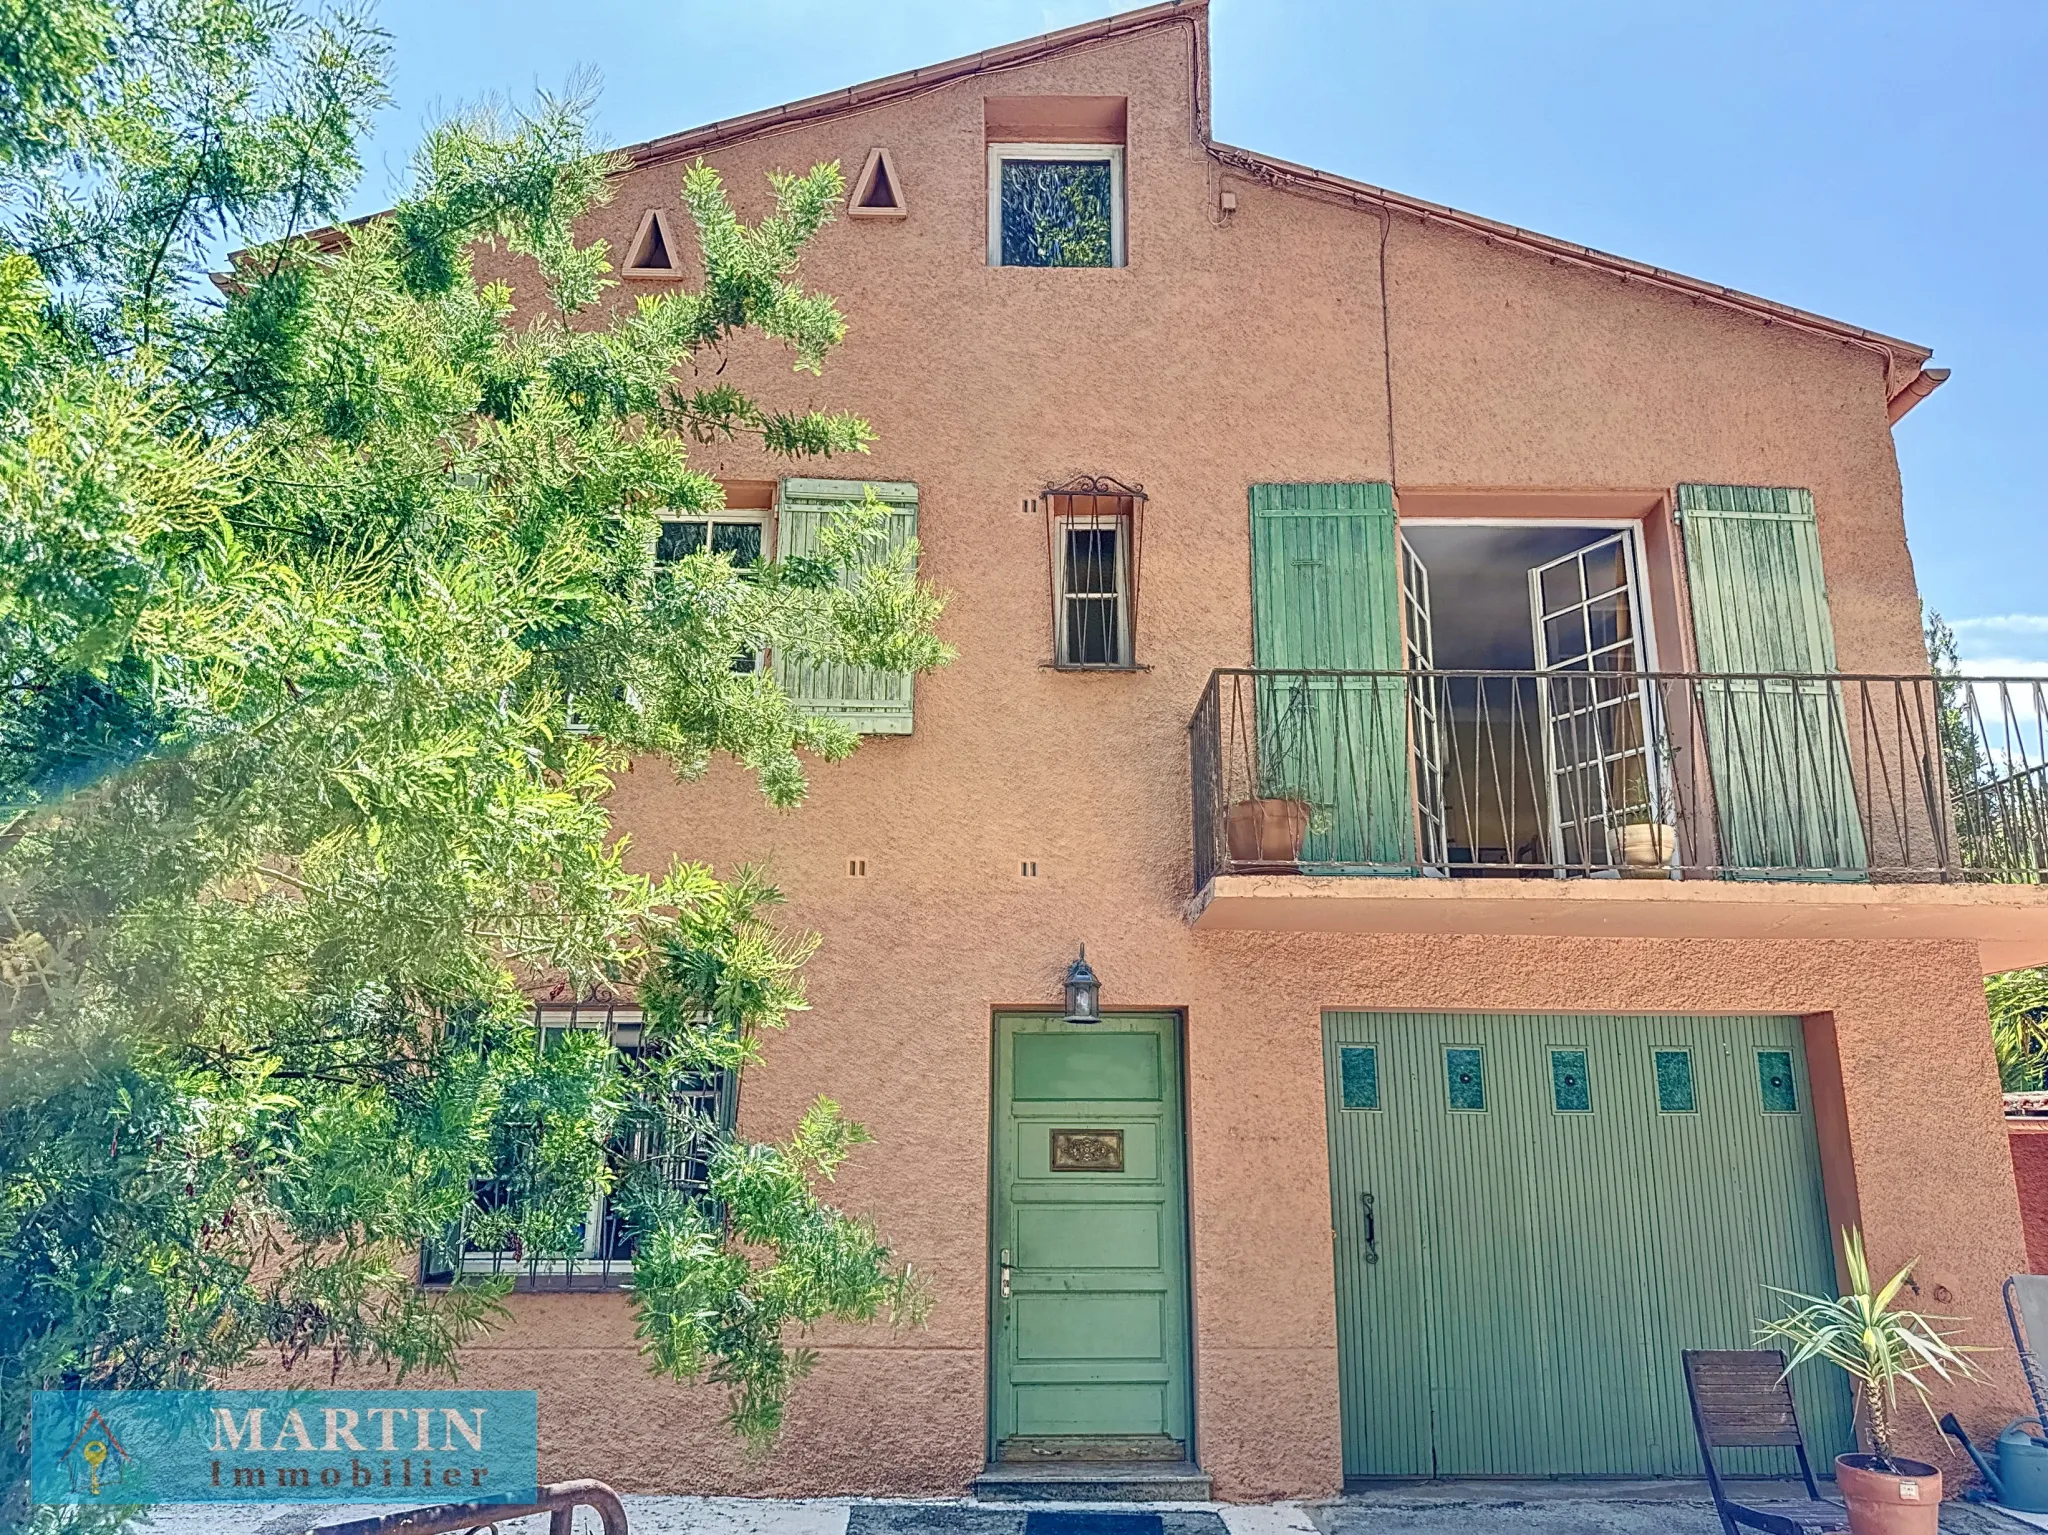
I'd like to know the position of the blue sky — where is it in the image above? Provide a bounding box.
[346,0,2047,673]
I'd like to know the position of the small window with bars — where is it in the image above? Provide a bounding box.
[1044,477,1144,670]
[420,1002,735,1292]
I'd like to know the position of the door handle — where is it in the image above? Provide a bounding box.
[1000,1247,1012,1300]
[1361,1192,1379,1265]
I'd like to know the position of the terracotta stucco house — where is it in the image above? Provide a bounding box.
[426,0,2048,1502]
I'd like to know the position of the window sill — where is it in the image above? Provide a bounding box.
[1043,661,1150,673]
[424,1259,637,1293]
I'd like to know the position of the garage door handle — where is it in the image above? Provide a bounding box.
[1360,1192,1379,1265]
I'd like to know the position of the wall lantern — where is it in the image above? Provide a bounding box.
[1063,947,1102,1025]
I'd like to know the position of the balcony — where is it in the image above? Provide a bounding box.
[1188,669,2048,969]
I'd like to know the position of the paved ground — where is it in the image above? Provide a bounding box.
[1318,1481,2036,1534]
[132,1483,2048,1535]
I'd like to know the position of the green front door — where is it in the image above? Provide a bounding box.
[991,1014,1191,1458]
[1323,1011,1852,1478]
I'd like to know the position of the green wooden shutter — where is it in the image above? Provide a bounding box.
[1676,484,1867,877]
[1248,483,1415,873]
[773,478,918,735]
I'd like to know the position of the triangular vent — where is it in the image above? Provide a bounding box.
[848,147,907,219]
[623,208,682,277]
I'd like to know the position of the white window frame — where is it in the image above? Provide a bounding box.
[1054,511,1134,668]
[653,509,770,675]
[653,510,769,571]
[987,143,1126,268]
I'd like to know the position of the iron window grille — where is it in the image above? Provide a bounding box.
[420,1001,735,1292]
[1042,475,1145,670]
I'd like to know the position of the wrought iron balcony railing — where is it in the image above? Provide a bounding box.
[1190,669,2048,891]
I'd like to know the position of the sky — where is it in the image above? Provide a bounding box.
[343,0,2048,675]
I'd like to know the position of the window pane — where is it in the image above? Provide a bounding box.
[710,520,761,566]
[1587,591,1632,650]
[1757,1049,1799,1113]
[1550,1048,1592,1113]
[1065,597,1122,666]
[1001,159,1114,268]
[1058,521,1127,666]
[1544,611,1588,662]
[1339,1045,1380,1110]
[1539,559,1584,614]
[1654,1050,1696,1112]
[1582,541,1628,598]
[1064,527,1120,594]
[656,519,708,562]
[1444,1046,1486,1111]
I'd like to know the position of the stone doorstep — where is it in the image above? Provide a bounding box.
[972,1462,1215,1504]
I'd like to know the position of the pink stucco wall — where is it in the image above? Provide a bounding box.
[2011,1130,2048,1274]
[398,6,2029,1500]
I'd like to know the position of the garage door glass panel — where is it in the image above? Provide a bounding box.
[1550,1049,1592,1113]
[1757,1050,1799,1113]
[1340,1045,1381,1110]
[1655,1049,1697,1112]
[1444,1046,1486,1111]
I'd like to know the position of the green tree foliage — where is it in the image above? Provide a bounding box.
[0,0,947,1513]
[1987,968,2048,1094]
[1928,609,2048,1093]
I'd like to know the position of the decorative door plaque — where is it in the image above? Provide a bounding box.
[1049,1128,1124,1172]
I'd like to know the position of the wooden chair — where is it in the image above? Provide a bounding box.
[1682,1349,1849,1535]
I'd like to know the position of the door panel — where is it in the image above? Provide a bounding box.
[1529,533,1662,873]
[993,1014,1191,1456]
[1324,1011,1852,1478]
[1402,530,1448,871]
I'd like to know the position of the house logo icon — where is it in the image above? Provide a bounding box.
[61,1407,131,1497]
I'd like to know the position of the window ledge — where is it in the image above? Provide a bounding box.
[1043,660,1150,673]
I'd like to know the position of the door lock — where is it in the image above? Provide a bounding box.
[1000,1247,1012,1300]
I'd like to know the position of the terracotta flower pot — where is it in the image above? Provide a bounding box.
[1836,1454,1941,1535]
[1224,797,1312,865]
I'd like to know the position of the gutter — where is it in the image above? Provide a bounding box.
[1886,366,1950,424]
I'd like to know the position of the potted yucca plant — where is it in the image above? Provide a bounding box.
[1758,1227,1985,1535]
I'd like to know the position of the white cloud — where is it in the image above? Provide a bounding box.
[1948,619,2048,670]
[1949,615,2048,633]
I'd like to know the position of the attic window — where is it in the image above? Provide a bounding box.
[622,209,682,278]
[990,146,1124,268]
[985,97,1126,269]
[849,148,906,218]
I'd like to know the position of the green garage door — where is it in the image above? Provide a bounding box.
[1323,1011,1852,1478]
